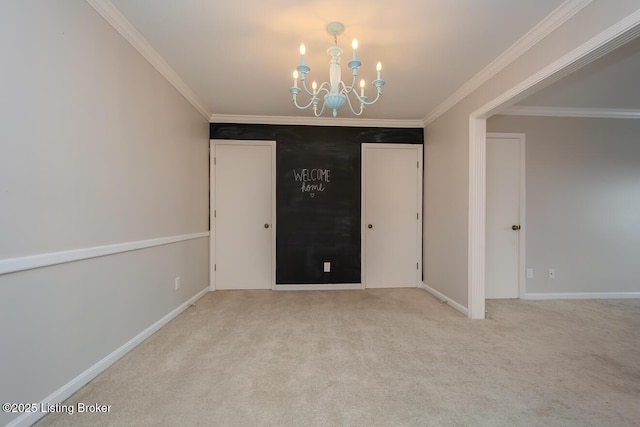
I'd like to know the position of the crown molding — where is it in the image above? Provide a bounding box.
[86,0,211,119]
[501,106,640,119]
[210,114,425,128]
[472,9,640,119]
[85,0,420,128]
[422,0,593,126]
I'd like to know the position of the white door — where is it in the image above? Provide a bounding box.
[211,140,275,290]
[363,144,422,288]
[485,133,524,299]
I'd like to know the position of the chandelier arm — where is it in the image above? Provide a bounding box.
[357,87,382,106]
[316,82,331,95]
[340,78,375,105]
[342,90,365,116]
[340,83,367,106]
[290,87,320,110]
[314,101,327,117]
[300,79,316,97]
[338,80,354,96]
[292,95,318,110]
[346,74,359,94]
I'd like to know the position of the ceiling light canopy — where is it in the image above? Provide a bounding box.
[290,22,385,117]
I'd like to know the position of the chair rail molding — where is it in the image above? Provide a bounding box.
[0,232,210,276]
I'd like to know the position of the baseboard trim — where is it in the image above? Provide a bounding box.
[523,292,640,300]
[419,282,469,316]
[6,287,210,427]
[274,284,365,291]
[0,232,210,276]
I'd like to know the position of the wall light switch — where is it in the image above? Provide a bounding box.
[526,268,533,279]
[175,277,181,290]
[323,262,331,273]
[548,269,555,279]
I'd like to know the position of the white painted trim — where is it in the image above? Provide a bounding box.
[486,133,527,299]
[209,141,215,291]
[209,140,277,291]
[86,0,211,119]
[417,145,424,287]
[423,0,592,125]
[472,11,640,119]
[501,106,640,119]
[0,232,210,276]
[6,287,209,427]
[523,292,640,300]
[468,12,640,320]
[468,118,487,319]
[361,145,367,288]
[361,143,424,289]
[419,282,469,316]
[274,284,365,291]
[210,114,424,129]
[518,136,527,299]
[269,142,277,291]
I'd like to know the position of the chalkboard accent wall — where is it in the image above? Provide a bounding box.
[210,123,423,284]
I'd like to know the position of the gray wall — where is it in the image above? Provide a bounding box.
[423,0,640,311]
[488,115,640,294]
[0,2,209,424]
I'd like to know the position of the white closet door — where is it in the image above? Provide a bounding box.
[486,134,523,299]
[212,141,275,290]
[363,144,422,288]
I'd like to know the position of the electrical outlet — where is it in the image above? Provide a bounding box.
[175,277,181,290]
[526,268,533,279]
[323,262,331,273]
[548,269,555,279]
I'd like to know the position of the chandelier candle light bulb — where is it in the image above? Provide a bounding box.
[289,21,385,117]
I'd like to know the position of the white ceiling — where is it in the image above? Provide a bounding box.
[105,0,568,122]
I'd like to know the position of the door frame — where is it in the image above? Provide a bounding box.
[209,139,277,291]
[468,16,640,319]
[486,132,526,299]
[361,143,423,288]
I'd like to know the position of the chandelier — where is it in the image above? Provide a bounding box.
[289,22,385,117]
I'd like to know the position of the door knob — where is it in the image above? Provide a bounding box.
[368,224,373,229]
[264,223,270,229]
[512,225,521,231]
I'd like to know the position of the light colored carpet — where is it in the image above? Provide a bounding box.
[36,288,640,426]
